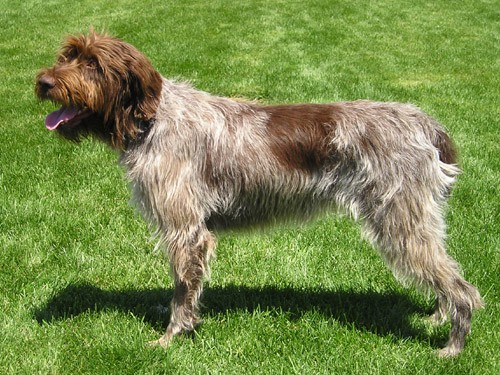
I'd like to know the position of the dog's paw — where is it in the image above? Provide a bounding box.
[436,344,461,358]
[146,335,171,349]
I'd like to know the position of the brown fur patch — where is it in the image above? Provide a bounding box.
[263,104,340,171]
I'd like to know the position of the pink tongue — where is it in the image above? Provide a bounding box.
[45,106,80,130]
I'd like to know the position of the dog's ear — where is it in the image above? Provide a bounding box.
[127,57,163,121]
[102,38,162,149]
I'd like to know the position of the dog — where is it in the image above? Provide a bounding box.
[35,31,483,357]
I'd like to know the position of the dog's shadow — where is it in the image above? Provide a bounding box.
[32,283,444,346]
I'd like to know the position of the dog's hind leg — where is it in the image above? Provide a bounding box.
[149,226,215,347]
[428,296,449,326]
[362,192,483,357]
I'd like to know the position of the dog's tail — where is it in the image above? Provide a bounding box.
[431,126,460,197]
[433,128,458,166]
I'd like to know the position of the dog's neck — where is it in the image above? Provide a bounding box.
[124,118,154,149]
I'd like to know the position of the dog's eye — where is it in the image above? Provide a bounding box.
[85,58,98,70]
[58,46,79,63]
[57,54,68,64]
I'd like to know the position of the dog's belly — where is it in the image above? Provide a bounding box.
[205,175,339,231]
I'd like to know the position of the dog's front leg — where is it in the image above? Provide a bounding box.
[149,226,215,347]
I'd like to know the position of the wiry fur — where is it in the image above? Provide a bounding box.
[36,32,483,357]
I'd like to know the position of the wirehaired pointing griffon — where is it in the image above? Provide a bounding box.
[36,32,482,357]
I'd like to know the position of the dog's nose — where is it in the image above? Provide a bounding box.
[38,75,56,90]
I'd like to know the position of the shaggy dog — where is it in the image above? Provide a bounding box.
[35,32,482,357]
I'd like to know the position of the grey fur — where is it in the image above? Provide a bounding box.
[122,79,482,357]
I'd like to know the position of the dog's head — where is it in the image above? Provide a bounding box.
[35,31,162,149]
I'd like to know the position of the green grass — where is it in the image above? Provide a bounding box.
[0,0,498,373]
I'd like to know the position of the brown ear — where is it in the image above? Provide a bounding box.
[105,39,162,149]
[128,57,163,121]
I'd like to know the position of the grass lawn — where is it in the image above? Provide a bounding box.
[0,0,498,373]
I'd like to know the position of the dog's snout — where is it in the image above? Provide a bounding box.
[37,74,56,90]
